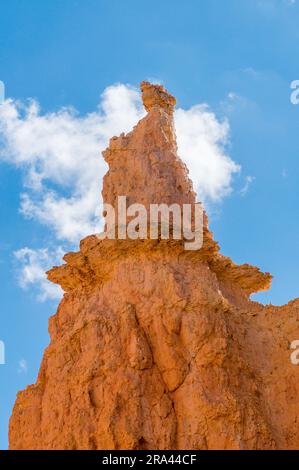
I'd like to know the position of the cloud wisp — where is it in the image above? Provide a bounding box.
[240,175,255,196]
[18,359,28,374]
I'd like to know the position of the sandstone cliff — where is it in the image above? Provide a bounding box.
[9,82,299,450]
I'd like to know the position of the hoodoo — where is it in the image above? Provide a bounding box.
[9,82,299,450]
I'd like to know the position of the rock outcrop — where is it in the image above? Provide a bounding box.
[9,82,299,450]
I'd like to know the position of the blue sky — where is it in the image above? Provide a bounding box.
[0,0,299,450]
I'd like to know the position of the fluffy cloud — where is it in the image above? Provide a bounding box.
[0,85,145,242]
[175,105,239,201]
[1,83,240,300]
[14,247,64,301]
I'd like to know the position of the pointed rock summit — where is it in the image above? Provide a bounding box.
[140,81,176,113]
[102,81,195,212]
[9,83,299,450]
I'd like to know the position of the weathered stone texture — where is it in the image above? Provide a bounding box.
[9,83,299,450]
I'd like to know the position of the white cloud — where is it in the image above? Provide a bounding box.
[0,84,145,242]
[240,175,255,196]
[175,105,239,201]
[18,359,28,374]
[1,83,240,300]
[14,247,64,301]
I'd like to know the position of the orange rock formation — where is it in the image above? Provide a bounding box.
[9,82,299,450]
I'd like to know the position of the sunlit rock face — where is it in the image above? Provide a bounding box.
[9,83,299,450]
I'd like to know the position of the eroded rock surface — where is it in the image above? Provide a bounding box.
[9,82,299,450]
